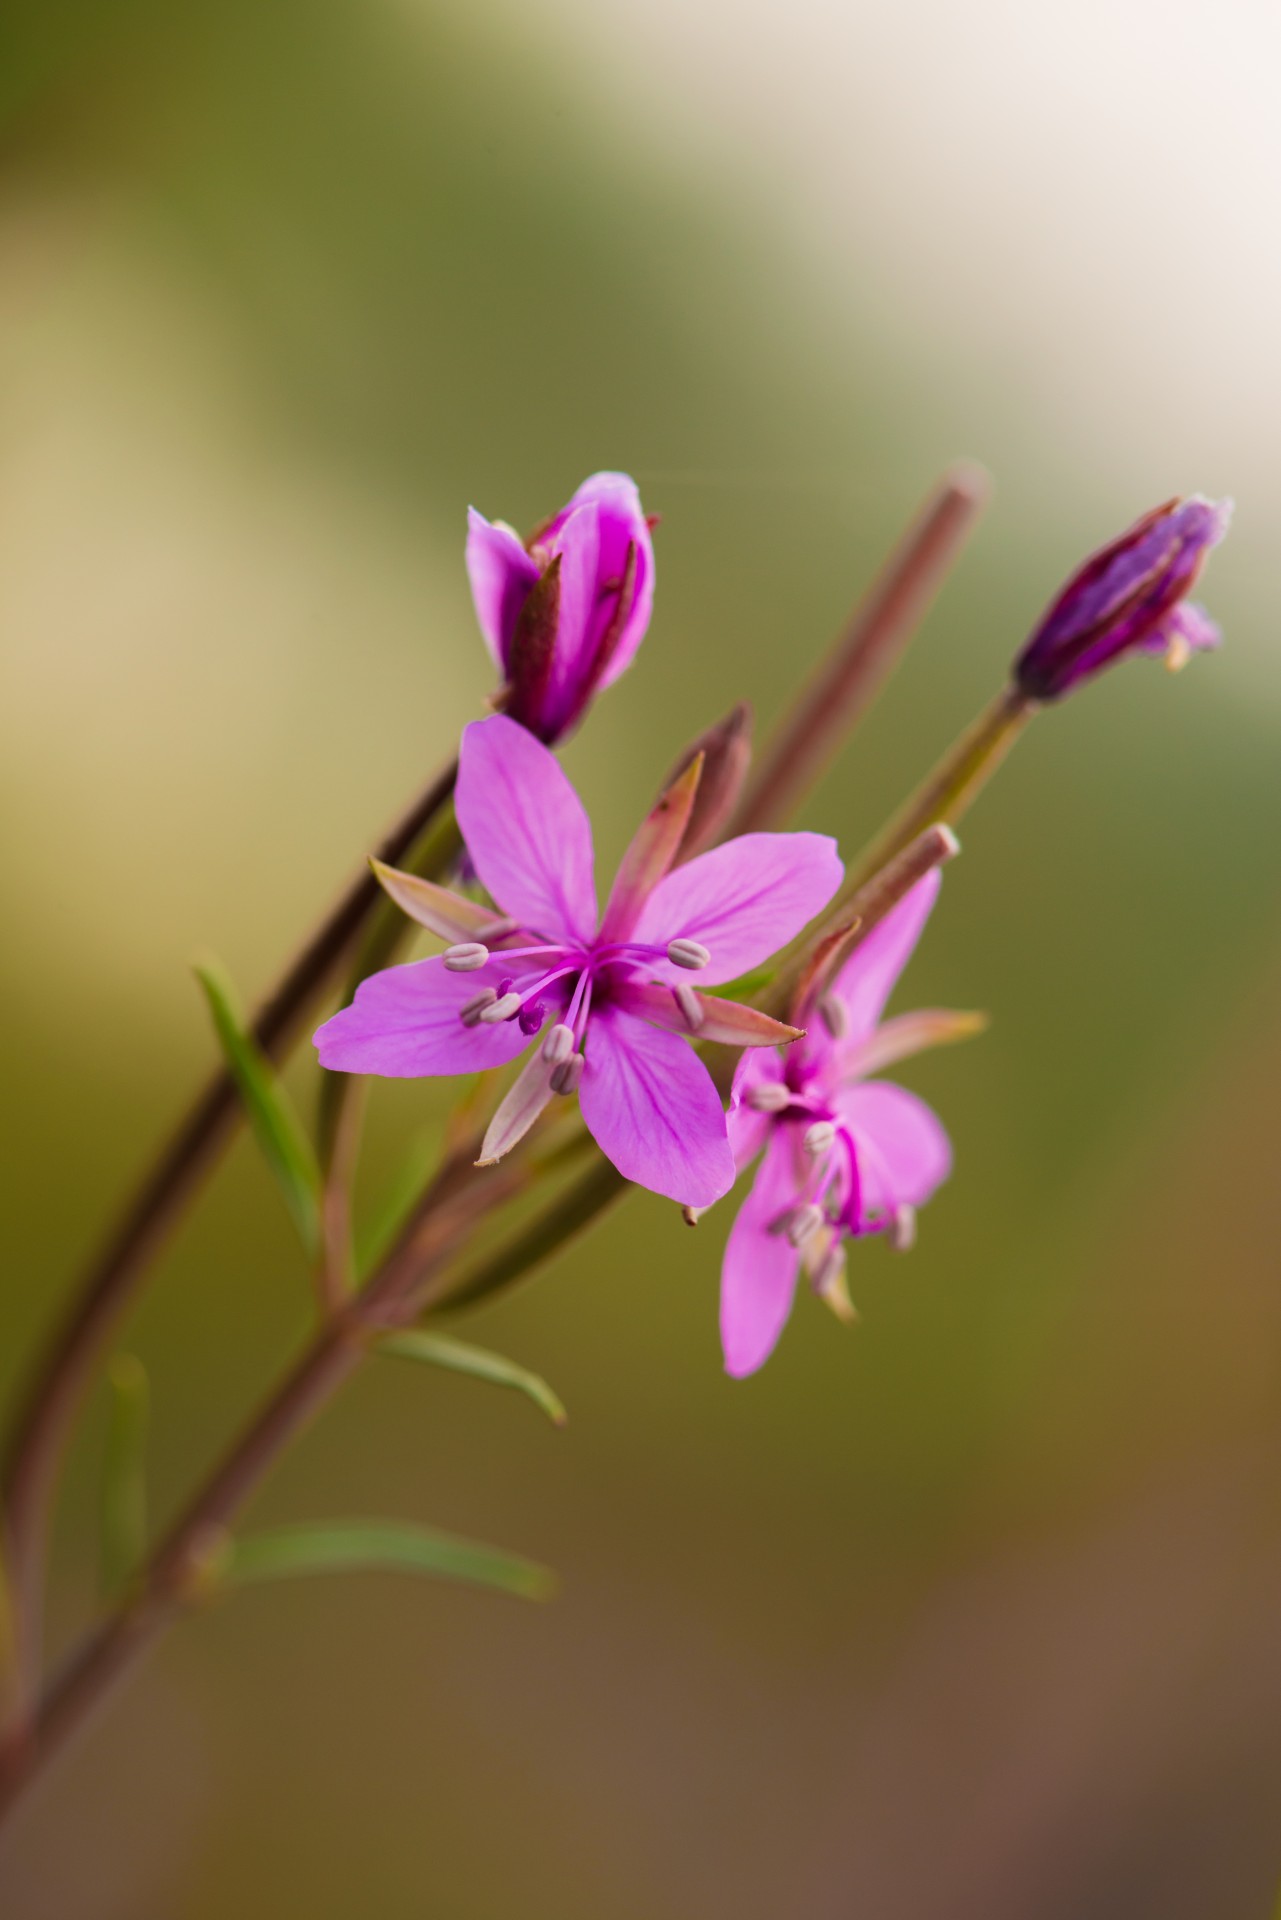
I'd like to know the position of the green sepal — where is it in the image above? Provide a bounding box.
[195,957,322,1256]
[380,1330,567,1427]
[213,1519,553,1602]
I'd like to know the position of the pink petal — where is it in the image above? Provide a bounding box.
[725,1046,786,1171]
[835,1080,951,1214]
[540,501,602,738]
[465,510,540,672]
[720,1126,804,1378]
[314,957,530,1078]
[829,871,941,1053]
[632,832,843,986]
[577,1007,735,1207]
[455,715,598,945]
[544,472,655,695]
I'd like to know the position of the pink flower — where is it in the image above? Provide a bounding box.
[1013,494,1230,701]
[466,472,656,743]
[315,716,843,1209]
[721,872,970,1377]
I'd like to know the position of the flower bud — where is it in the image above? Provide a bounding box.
[1013,495,1230,702]
[466,472,656,743]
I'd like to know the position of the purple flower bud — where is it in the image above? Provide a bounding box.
[1013,495,1231,702]
[466,472,656,743]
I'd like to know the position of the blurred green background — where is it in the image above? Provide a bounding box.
[3,0,1281,1913]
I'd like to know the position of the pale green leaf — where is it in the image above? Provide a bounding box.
[381,1330,567,1427]
[217,1519,553,1601]
[195,958,321,1255]
[101,1354,148,1599]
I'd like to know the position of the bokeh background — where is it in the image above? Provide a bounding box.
[3,0,1281,1913]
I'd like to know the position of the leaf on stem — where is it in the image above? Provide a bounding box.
[100,1354,149,1600]
[380,1330,567,1428]
[215,1519,554,1601]
[194,957,322,1256]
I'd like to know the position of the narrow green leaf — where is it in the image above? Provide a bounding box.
[217,1519,553,1602]
[194,957,322,1255]
[354,1128,437,1279]
[381,1330,567,1427]
[101,1354,149,1599]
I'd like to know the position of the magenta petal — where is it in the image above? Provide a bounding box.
[314,957,530,1078]
[577,1007,735,1207]
[465,509,540,672]
[829,871,941,1054]
[836,1081,951,1214]
[560,473,655,693]
[726,1047,786,1170]
[538,501,601,739]
[455,714,598,944]
[633,832,843,986]
[720,1127,804,1378]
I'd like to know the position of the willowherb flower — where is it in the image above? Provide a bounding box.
[721,872,980,1377]
[466,472,656,743]
[315,715,843,1208]
[1013,494,1231,702]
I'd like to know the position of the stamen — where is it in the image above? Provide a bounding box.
[667,938,711,970]
[886,1205,917,1252]
[746,1083,790,1113]
[460,988,498,1027]
[443,942,490,972]
[786,1203,825,1247]
[550,1054,584,1096]
[542,1022,576,1065]
[804,1120,836,1156]
[673,983,704,1032]
[819,994,849,1040]
[479,992,522,1024]
[482,916,520,940]
[1165,634,1192,673]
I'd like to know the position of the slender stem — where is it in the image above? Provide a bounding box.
[730,465,990,835]
[1,758,458,1718]
[839,684,1037,901]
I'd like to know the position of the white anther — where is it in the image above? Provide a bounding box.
[460,988,498,1027]
[786,1204,825,1248]
[803,1120,836,1157]
[479,992,522,1024]
[1164,634,1192,674]
[482,916,520,939]
[550,1054,584,1096]
[746,1082,790,1113]
[673,983,704,1032]
[818,994,849,1040]
[443,942,490,972]
[886,1205,917,1253]
[667,938,711,971]
[542,1022,575,1065]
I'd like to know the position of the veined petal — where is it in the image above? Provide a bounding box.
[633,832,843,986]
[835,1081,951,1216]
[599,755,703,942]
[455,715,597,944]
[577,1007,734,1207]
[477,1050,557,1165]
[612,979,802,1049]
[827,871,941,1052]
[465,509,540,672]
[720,1126,805,1378]
[842,1007,987,1079]
[545,472,655,696]
[726,1046,786,1171]
[315,957,530,1078]
[371,861,510,944]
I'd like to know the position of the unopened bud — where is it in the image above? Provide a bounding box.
[550,1054,584,1095]
[443,942,490,972]
[460,988,498,1027]
[804,1120,836,1157]
[667,938,711,971]
[479,992,522,1024]
[542,1022,575,1065]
